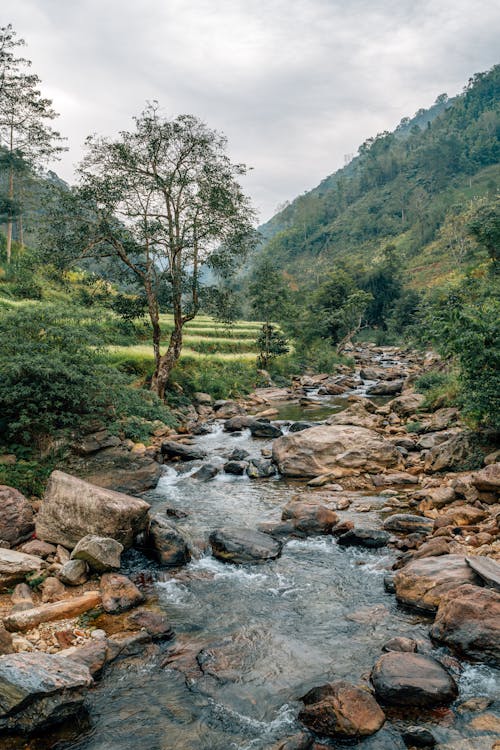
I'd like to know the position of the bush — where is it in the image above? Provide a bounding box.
[171,357,261,400]
[414,371,449,392]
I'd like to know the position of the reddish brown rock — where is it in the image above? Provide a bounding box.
[430,584,500,665]
[18,540,56,558]
[281,501,338,535]
[393,555,479,612]
[100,573,145,614]
[299,681,385,739]
[0,485,34,547]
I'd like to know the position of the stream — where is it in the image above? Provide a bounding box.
[16,368,500,750]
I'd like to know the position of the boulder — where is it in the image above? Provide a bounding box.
[18,540,56,558]
[393,555,479,612]
[370,652,458,707]
[193,392,213,405]
[224,415,258,432]
[337,528,390,548]
[40,577,66,603]
[382,637,418,653]
[246,458,276,478]
[402,726,437,748]
[272,425,404,478]
[289,422,314,433]
[367,380,404,396]
[213,400,246,419]
[385,393,425,417]
[0,485,34,547]
[148,516,191,567]
[0,626,14,655]
[430,584,500,665]
[161,441,207,461]
[326,403,382,430]
[74,429,122,455]
[434,506,488,529]
[78,445,161,494]
[100,573,145,613]
[224,460,248,475]
[249,421,283,438]
[465,556,500,590]
[0,652,92,733]
[298,680,385,739]
[209,527,282,564]
[422,408,460,433]
[192,464,219,481]
[383,514,434,535]
[58,640,108,677]
[0,548,43,593]
[127,609,174,641]
[71,535,123,572]
[36,471,150,549]
[58,559,88,586]
[281,501,338,535]
[471,462,500,493]
[227,448,250,461]
[424,433,475,473]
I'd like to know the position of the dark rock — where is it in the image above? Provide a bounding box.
[289,422,314,433]
[402,726,436,747]
[249,421,283,438]
[383,514,434,535]
[224,460,248,475]
[382,637,418,653]
[298,680,385,739]
[367,380,404,396]
[224,416,258,432]
[209,527,282,564]
[192,464,219,481]
[58,640,108,677]
[161,441,207,461]
[430,583,500,665]
[100,573,145,613]
[331,520,355,537]
[384,573,396,593]
[370,652,458,707]
[258,521,306,539]
[0,652,92,733]
[0,485,34,547]
[148,516,191,567]
[71,535,123,572]
[228,448,250,461]
[246,458,276,478]
[337,528,390,548]
[127,609,174,641]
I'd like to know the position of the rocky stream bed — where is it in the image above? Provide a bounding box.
[0,345,499,750]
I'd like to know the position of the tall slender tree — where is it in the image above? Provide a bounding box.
[0,24,64,262]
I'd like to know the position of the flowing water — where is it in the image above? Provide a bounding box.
[10,382,500,750]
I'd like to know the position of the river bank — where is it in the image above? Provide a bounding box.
[0,345,498,749]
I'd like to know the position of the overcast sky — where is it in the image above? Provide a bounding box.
[3,0,500,222]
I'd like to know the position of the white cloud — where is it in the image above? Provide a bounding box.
[3,0,499,220]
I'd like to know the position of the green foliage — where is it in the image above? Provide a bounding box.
[414,371,450,392]
[171,357,261,400]
[256,323,289,368]
[406,421,423,434]
[0,456,58,497]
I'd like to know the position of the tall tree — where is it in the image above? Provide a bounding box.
[47,104,256,399]
[0,24,64,262]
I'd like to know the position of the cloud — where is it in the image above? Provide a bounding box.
[3,0,500,220]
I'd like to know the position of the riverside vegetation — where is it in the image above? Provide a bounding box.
[0,23,499,750]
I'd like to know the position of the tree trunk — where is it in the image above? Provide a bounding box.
[153,322,183,400]
[6,164,14,264]
[18,213,24,249]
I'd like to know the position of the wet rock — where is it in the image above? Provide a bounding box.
[209,527,282,564]
[258,520,307,539]
[282,501,338,535]
[289,422,314,433]
[127,609,174,641]
[337,528,390,548]
[402,726,437,747]
[249,421,283,438]
[0,485,34,547]
[0,652,92,733]
[367,380,404,396]
[370,652,458,707]
[272,425,404,478]
[246,458,276,478]
[394,555,479,612]
[430,583,500,665]
[272,732,313,750]
[148,516,191,567]
[100,573,145,613]
[71,534,123,572]
[382,637,418,653]
[224,416,258,432]
[224,460,249,475]
[192,464,219,480]
[228,448,250,461]
[384,573,396,593]
[424,433,476,473]
[40,577,66,603]
[106,630,152,662]
[36,471,150,549]
[58,559,88,586]
[0,548,44,593]
[298,680,385,739]
[161,440,207,461]
[465,556,500,590]
[383,514,434,535]
[58,639,108,676]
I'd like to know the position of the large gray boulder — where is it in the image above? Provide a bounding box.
[371,652,457,707]
[71,535,123,572]
[148,516,191,567]
[0,652,92,733]
[272,425,404,478]
[0,485,34,547]
[0,548,44,593]
[210,527,282,565]
[36,471,150,549]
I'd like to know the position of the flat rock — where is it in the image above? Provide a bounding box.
[71,534,123,572]
[367,380,404,396]
[209,527,282,564]
[326,403,382,430]
[0,548,43,593]
[394,555,479,612]
[383,514,434,535]
[100,573,144,613]
[0,652,92,733]
[337,528,390,548]
[161,441,207,461]
[465,556,500,590]
[36,470,150,549]
[127,609,174,641]
[18,540,56,558]
[471,462,500,492]
[371,652,457,707]
[299,680,385,739]
[148,516,191,567]
[430,583,500,665]
[0,485,34,547]
[272,425,404,478]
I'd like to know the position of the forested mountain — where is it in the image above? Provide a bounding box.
[255,65,499,289]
